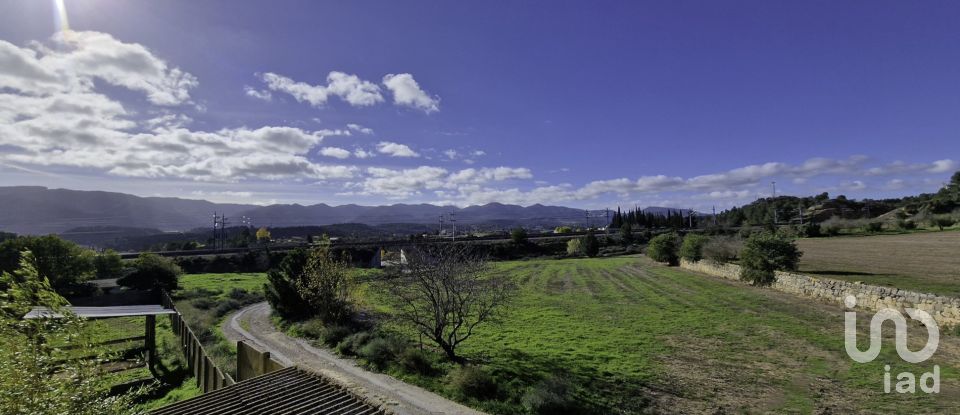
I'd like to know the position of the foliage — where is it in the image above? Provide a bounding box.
[865,222,883,233]
[678,234,709,262]
[256,227,271,242]
[566,239,582,256]
[93,249,126,279]
[0,252,143,415]
[117,252,181,290]
[897,219,917,230]
[511,227,528,245]
[739,232,802,286]
[522,375,582,415]
[554,226,573,234]
[702,235,741,264]
[296,247,354,324]
[931,216,956,231]
[646,233,679,265]
[799,221,822,237]
[358,336,405,369]
[580,232,600,257]
[448,366,497,399]
[619,222,634,246]
[383,245,516,361]
[399,348,435,374]
[264,249,312,320]
[0,235,95,293]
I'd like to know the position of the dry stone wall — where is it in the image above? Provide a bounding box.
[679,259,960,328]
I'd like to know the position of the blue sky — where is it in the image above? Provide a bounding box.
[0,1,958,210]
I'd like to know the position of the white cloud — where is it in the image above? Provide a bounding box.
[0,31,197,106]
[382,73,439,113]
[443,149,458,160]
[472,150,486,157]
[347,123,373,134]
[376,141,420,157]
[259,71,383,107]
[243,85,272,101]
[353,148,374,159]
[929,159,958,174]
[319,147,351,159]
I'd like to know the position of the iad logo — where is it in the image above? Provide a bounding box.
[844,295,940,393]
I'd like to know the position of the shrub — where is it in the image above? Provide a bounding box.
[897,220,917,230]
[522,375,581,415]
[580,232,600,257]
[399,348,434,374]
[214,298,242,317]
[191,297,215,310]
[824,225,841,236]
[931,216,956,231]
[865,222,883,233]
[678,234,709,262]
[321,324,353,346]
[449,366,497,399]
[264,249,312,320]
[646,233,679,265]
[117,253,181,291]
[799,222,822,238]
[511,227,528,245]
[298,319,327,339]
[566,239,582,256]
[739,232,802,286]
[93,249,125,279]
[359,337,398,369]
[702,236,740,264]
[619,223,634,246]
[336,331,373,356]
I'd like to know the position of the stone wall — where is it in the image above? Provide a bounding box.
[679,259,960,328]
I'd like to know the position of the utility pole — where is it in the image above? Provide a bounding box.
[585,210,590,229]
[212,212,219,251]
[688,209,694,228]
[605,208,610,234]
[712,205,718,226]
[771,181,778,225]
[439,214,444,238]
[798,205,804,225]
[449,212,457,241]
[220,216,229,249]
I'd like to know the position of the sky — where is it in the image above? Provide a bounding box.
[0,1,958,211]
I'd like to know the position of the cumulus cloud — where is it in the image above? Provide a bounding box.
[353,148,374,159]
[259,71,383,107]
[347,123,373,134]
[376,141,420,157]
[929,159,958,173]
[382,73,440,113]
[443,149,458,160]
[319,147,351,159]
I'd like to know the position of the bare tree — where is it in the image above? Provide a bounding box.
[384,245,515,362]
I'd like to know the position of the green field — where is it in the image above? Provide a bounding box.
[173,259,960,413]
[360,256,960,413]
[798,231,960,297]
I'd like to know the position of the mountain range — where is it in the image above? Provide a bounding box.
[0,186,603,235]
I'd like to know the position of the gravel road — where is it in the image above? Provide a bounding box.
[222,302,485,415]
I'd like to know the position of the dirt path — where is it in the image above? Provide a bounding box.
[222,302,485,415]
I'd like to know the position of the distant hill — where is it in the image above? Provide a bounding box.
[0,186,591,235]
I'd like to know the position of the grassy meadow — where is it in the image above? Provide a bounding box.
[797,231,960,297]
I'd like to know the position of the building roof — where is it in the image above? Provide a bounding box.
[150,367,387,415]
[24,304,177,319]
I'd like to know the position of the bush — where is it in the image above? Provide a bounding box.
[865,222,883,233]
[799,222,822,238]
[702,236,740,264]
[191,297,215,310]
[522,375,582,415]
[358,336,405,369]
[580,232,600,257]
[93,249,125,279]
[117,252,181,290]
[566,239,582,256]
[449,366,497,399]
[214,299,242,317]
[511,227,528,245]
[264,249,312,320]
[897,220,917,230]
[321,324,353,346]
[619,223,634,246]
[824,225,841,236]
[739,232,802,286]
[399,348,434,374]
[678,234,709,262]
[646,233,679,265]
[931,216,956,231]
[336,331,373,356]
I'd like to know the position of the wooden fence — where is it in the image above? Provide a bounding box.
[160,292,235,393]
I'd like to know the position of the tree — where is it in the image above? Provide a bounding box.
[566,239,582,256]
[256,227,271,242]
[619,223,634,246]
[580,232,600,257]
[384,245,515,362]
[931,216,956,231]
[511,227,528,245]
[296,247,354,324]
[646,233,680,265]
[264,249,313,320]
[117,253,181,291]
[0,252,142,415]
[0,235,95,293]
[678,234,709,262]
[739,232,802,286]
[93,250,125,279]
[554,226,572,234]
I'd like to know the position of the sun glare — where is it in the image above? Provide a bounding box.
[53,0,70,32]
